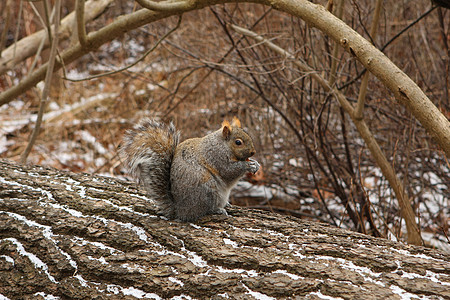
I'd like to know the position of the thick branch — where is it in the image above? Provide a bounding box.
[76,0,88,47]
[136,0,195,12]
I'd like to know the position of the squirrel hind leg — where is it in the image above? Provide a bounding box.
[173,193,229,222]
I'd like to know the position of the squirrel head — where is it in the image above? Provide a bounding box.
[221,117,256,161]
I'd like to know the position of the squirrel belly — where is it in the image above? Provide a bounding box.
[170,138,229,221]
[121,118,260,222]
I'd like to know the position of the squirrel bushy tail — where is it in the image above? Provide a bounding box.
[121,118,180,218]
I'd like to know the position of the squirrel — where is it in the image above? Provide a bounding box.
[121,117,260,221]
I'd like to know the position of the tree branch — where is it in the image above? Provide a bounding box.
[27,2,56,74]
[136,0,195,12]
[20,0,62,164]
[0,0,13,57]
[76,0,88,48]
[354,0,382,120]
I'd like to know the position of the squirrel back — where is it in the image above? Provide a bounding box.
[121,119,180,218]
[121,118,259,221]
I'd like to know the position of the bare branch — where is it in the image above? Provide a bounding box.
[20,0,62,163]
[11,0,24,63]
[328,0,344,87]
[0,0,13,57]
[354,0,382,120]
[28,3,56,74]
[76,0,88,47]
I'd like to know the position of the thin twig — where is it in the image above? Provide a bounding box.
[380,5,436,52]
[13,0,24,60]
[354,0,382,120]
[28,4,56,74]
[338,5,437,91]
[437,7,449,103]
[21,0,61,163]
[43,0,52,44]
[0,0,13,57]
[328,0,344,87]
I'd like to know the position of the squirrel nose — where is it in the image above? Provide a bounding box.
[250,150,255,156]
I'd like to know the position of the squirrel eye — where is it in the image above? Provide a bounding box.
[235,139,243,146]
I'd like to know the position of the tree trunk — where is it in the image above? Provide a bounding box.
[0,159,448,299]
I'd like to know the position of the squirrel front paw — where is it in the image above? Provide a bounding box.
[247,158,260,174]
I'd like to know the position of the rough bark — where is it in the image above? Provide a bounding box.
[0,159,449,299]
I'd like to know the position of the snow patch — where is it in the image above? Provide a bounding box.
[0,255,14,265]
[75,275,89,287]
[33,292,60,300]
[223,238,239,248]
[390,285,421,299]
[391,248,446,263]
[308,291,344,300]
[273,269,303,280]
[106,284,161,299]
[4,212,77,269]
[4,238,57,283]
[168,277,184,286]
[242,284,276,300]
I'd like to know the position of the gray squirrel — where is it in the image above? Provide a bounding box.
[121,117,260,221]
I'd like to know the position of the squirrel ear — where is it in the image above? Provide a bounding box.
[222,120,232,139]
[231,117,242,128]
